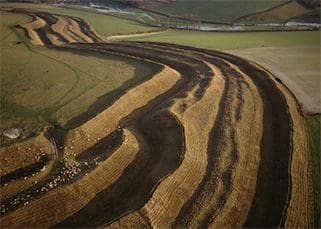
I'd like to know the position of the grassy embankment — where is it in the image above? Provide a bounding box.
[0,10,159,142]
[306,115,321,227]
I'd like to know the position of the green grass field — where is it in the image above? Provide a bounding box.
[66,4,159,27]
[0,11,160,143]
[229,45,320,114]
[0,2,156,36]
[124,30,320,50]
[306,115,321,227]
[148,0,287,23]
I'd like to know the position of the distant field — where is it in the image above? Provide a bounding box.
[238,0,311,23]
[0,11,160,141]
[0,2,156,36]
[306,115,321,227]
[229,45,320,113]
[67,4,159,26]
[146,0,287,23]
[125,30,320,50]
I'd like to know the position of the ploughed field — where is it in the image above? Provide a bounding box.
[0,7,314,228]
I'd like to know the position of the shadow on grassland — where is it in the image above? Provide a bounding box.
[49,46,163,130]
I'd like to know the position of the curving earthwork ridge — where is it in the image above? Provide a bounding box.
[0,9,313,228]
[5,8,105,45]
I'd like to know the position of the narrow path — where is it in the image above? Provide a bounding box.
[106,29,169,40]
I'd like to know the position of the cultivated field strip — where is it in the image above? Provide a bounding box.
[0,9,313,228]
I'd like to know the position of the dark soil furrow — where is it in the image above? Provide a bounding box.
[34,13,69,44]
[212,52,292,227]
[0,155,49,186]
[129,42,214,99]
[0,130,124,217]
[52,42,222,228]
[76,129,123,161]
[71,17,102,42]
[138,41,292,227]
[173,56,244,228]
[54,69,189,227]
[64,17,87,42]
[55,111,185,228]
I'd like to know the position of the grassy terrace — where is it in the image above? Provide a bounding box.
[124,30,320,50]
[306,115,321,227]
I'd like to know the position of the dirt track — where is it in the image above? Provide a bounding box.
[0,8,313,228]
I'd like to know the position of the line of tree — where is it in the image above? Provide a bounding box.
[155,14,201,30]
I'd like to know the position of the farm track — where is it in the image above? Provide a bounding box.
[0,8,313,228]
